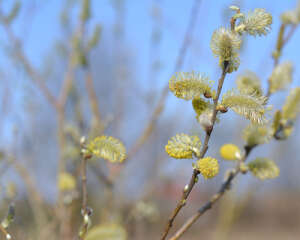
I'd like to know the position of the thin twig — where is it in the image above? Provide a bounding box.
[169,146,254,240]
[128,0,202,159]
[84,71,105,133]
[79,152,91,240]
[0,225,12,240]
[5,155,49,234]
[267,24,297,97]
[282,24,298,46]
[160,67,228,240]
[81,157,88,215]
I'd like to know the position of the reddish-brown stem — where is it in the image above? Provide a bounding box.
[0,225,12,240]
[160,68,227,240]
[169,146,254,240]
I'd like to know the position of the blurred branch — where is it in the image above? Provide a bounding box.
[128,0,202,159]
[213,184,257,240]
[0,225,12,240]
[0,22,58,108]
[282,25,298,49]
[88,163,114,188]
[270,23,298,78]
[58,61,75,110]
[5,155,48,231]
[78,140,92,240]
[84,70,105,133]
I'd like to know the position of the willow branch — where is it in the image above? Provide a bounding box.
[169,22,298,238]
[128,0,202,159]
[84,71,105,133]
[81,157,88,215]
[6,156,48,230]
[267,23,297,97]
[169,146,254,240]
[282,24,298,46]
[79,153,91,240]
[160,67,228,240]
[0,225,12,240]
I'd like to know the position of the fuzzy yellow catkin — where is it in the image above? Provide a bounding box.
[221,90,267,124]
[169,72,213,100]
[210,27,241,72]
[165,133,201,159]
[236,71,262,96]
[220,144,241,160]
[243,8,272,36]
[282,87,300,121]
[280,1,300,25]
[248,158,279,180]
[196,157,219,179]
[87,136,127,163]
[58,172,76,191]
[269,61,293,93]
[210,27,241,61]
[243,124,272,146]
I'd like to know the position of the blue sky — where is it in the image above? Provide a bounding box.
[1,0,299,89]
[0,0,300,199]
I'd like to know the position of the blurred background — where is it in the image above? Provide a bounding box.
[0,0,299,239]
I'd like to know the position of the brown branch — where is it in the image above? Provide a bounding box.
[0,225,12,240]
[168,146,254,240]
[128,0,202,159]
[78,152,91,240]
[81,157,88,214]
[282,24,298,47]
[6,156,48,231]
[58,61,75,109]
[160,67,228,240]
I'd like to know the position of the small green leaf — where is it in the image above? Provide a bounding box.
[192,97,212,116]
[248,158,279,180]
[271,110,282,134]
[165,133,201,159]
[86,223,127,240]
